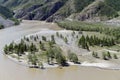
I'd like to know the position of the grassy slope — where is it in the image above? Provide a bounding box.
[71,1,119,21]
[0,5,13,18]
[105,0,120,11]
[57,20,120,42]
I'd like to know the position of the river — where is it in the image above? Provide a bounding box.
[0,20,120,80]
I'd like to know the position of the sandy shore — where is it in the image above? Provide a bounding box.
[5,26,120,70]
[6,52,120,70]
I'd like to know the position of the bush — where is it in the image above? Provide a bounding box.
[113,54,118,59]
[92,52,99,58]
[10,18,20,25]
[0,25,4,29]
[68,53,79,63]
[102,52,108,60]
[42,36,46,41]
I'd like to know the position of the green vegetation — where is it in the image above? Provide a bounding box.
[0,5,13,18]
[98,1,118,19]
[2,0,120,21]
[113,54,118,59]
[74,0,95,12]
[92,51,119,60]
[64,37,68,43]
[0,5,20,27]
[55,49,67,66]
[10,18,21,25]
[105,0,120,11]
[0,24,4,29]
[102,52,108,60]
[92,51,99,58]
[2,0,44,9]
[28,53,38,67]
[101,51,112,60]
[57,21,105,31]
[102,52,113,60]
[57,21,120,43]
[78,35,115,50]
[78,35,89,50]
[42,36,46,41]
[4,34,76,67]
[68,52,79,63]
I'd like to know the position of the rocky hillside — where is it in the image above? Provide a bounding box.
[70,0,118,22]
[0,4,20,28]
[1,0,120,22]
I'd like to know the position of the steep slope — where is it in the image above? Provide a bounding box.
[2,0,45,9]
[105,0,120,11]
[2,0,65,9]
[2,0,95,21]
[0,5,13,18]
[70,1,118,21]
[1,0,120,22]
[14,1,66,20]
[0,5,19,28]
[47,0,95,22]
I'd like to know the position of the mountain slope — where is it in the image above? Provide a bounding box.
[47,0,95,22]
[70,1,118,21]
[0,5,13,18]
[0,5,20,28]
[105,0,120,11]
[14,1,66,20]
[1,0,120,22]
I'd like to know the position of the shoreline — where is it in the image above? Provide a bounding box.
[3,28,120,70]
[4,52,120,70]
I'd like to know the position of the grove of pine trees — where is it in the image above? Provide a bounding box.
[78,35,115,50]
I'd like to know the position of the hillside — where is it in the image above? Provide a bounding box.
[0,5,13,18]
[70,1,118,22]
[0,5,20,28]
[1,0,120,22]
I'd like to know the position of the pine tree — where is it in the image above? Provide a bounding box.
[64,37,68,44]
[102,53,107,60]
[51,35,55,44]
[68,53,79,63]
[4,45,8,54]
[85,42,89,51]
[42,36,46,41]
[107,51,112,59]
[40,42,45,51]
[113,54,118,59]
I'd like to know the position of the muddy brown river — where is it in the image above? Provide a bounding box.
[0,20,120,80]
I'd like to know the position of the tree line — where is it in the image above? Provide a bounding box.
[78,35,115,50]
[92,51,118,60]
[4,38,79,68]
[57,21,120,43]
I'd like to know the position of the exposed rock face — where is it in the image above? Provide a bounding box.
[46,0,76,22]
[14,4,43,19]
[14,1,64,21]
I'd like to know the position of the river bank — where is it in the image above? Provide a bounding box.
[4,28,120,70]
[1,20,120,80]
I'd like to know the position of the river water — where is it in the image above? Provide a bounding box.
[0,20,120,80]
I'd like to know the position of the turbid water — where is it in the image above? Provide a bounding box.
[0,20,120,80]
